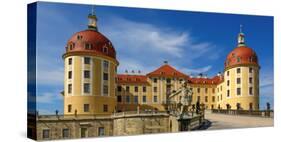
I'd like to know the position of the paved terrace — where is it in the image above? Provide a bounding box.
[198,111,274,130]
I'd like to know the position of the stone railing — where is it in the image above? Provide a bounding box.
[211,109,274,118]
[36,111,170,120]
[113,110,169,117]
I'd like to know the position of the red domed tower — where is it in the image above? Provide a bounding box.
[62,11,118,115]
[222,25,260,110]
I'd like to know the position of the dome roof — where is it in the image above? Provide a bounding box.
[224,46,258,69]
[64,29,116,59]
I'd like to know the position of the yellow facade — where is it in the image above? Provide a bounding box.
[115,65,259,111]
[63,54,118,115]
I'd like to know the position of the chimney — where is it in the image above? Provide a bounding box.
[131,70,135,74]
[138,70,141,74]
[217,71,221,76]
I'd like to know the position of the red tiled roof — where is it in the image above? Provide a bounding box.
[225,46,258,69]
[147,64,188,78]
[188,75,224,85]
[65,29,116,59]
[117,74,148,84]
[117,64,224,85]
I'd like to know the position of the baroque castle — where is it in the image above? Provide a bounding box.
[33,10,260,140]
[63,11,259,116]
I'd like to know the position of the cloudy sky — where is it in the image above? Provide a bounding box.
[33,2,273,114]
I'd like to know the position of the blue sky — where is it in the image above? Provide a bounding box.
[34,2,273,114]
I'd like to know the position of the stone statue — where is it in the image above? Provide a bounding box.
[179,82,193,116]
[168,81,193,116]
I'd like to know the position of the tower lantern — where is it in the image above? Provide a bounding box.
[88,8,98,31]
[237,24,245,46]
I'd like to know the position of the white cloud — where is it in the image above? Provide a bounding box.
[37,67,64,85]
[180,65,212,75]
[260,74,273,88]
[37,92,63,104]
[101,17,220,75]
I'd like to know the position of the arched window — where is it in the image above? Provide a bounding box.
[237,57,241,62]
[103,46,108,53]
[69,43,75,50]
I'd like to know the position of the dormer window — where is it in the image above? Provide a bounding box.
[103,46,108,53]
[77,35,83,40]
[237,57,241,62]
[69,44,73,50]
[69,43,75,50]
[85,43,92,50]
[249,56,253,62]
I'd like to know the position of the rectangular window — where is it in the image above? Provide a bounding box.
[68,71,72,79]
[84,57,90,64]
[42,129,50,139]
[153,87,157,92]
[166,78,171,84]
[103,85,108,95]
[142,96,147,103]
[153,78,157,83]
[220,86,222,91]
[126,86,130,92]
[68,58,72,65]
[117,86,122,92]
[103,73,108,81]
[237,78,241,84]
[237,88,241,96]
[197,88,200,93]
[117,96,122,102]
[103,60,109,70]
[221,94,222,100]
[205,96,208,102]
[143,86,146,92]
[68,84,72,94]
[227,71,229,76]
[62,129,69,138]
[84,83,90,93]
[103,104,108,112]
[249,68,253,73]
[249,87,253,95]
[227,80,230,86]
[227,90,230,97]
[212,88,215,93]
[98,127,105,136]
[249,77,253,84]
[84,70,90,78]
[68,104,72,113]
[134,96,138,103]
[126,96,130,103]
[197,96,200,102]
[80,128,87,138]
[212,96,215,102]
[205,88,208,93]
[237,68,241,74]
[154,96,158,102]
[134,86,138,92]
[84,104,89,112]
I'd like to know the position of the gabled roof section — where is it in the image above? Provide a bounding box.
[147,64,188,78]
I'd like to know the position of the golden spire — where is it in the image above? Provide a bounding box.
[88,5,98,31]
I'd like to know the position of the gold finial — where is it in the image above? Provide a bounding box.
[240,24,243,33]
[88,5,98,31]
